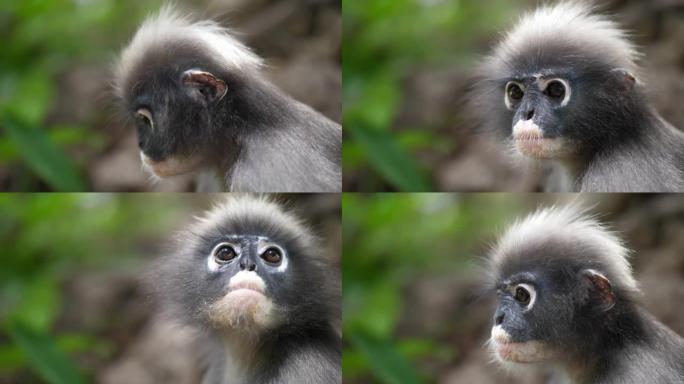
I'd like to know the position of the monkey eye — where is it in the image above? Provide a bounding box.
[260,247,283,264]
[214,244,237,263]
[545,81,566,99]
[134,108,154,129]
[513,283,535,307]
[506,82,525,101]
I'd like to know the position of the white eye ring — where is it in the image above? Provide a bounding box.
[540,78,572,107]
[207,242,241,272]
[504,81,525,110]
[257,242,288,272]
[135,108,154,130]
[513,283,537,310]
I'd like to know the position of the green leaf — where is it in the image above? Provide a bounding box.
[6,320,87,384]
[1,114,87,191]
[10,277,61,332]
[348,329,425,384]
[347,124,432,191]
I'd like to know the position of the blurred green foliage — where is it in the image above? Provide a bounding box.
[342,194,527,383]
[0,194,201,382]
[0,0,162,190]
[343,0,516,191]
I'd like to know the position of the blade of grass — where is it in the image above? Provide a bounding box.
[348,329,425,384]
[6,320,87,384]
[347,124,432,191]
[1,114,86,191]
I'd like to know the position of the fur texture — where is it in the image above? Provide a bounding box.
[115,6,341,192]
[152,195,341,383]
[472,1,684,192]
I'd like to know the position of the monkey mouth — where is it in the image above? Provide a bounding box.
[227,272,267,296]
[512,120,562,159]
[492,340,544,362]
[228,281,266,295]
[140,152,202,178]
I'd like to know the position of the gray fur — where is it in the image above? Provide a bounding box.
[472,1,684,192]
[487,205,684,383]
[152,196,341,383]
[115,7,341,192]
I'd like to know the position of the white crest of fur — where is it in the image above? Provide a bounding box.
[115,5,262,98]
[493,1,639,72]
[491,204,638,292]
[191,194,313,248]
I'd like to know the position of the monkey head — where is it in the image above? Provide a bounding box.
[115,8,263,179]
[486,205,639,367]
[160,196,332,336]
[474,2,643,161]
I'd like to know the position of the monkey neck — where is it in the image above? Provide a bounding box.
[564,302,654,382]
[215,320,339,377]
[556,105,666,189]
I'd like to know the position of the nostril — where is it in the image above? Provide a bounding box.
[526,109,535,120]
[495,313,505,325]
[248,263,256,272]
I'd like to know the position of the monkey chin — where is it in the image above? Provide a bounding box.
[512,120,569,160]
[490,326,554,365]
[204,272,277,334]
[140,152,203,178]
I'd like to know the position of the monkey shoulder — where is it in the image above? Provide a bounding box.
[253,333,341,384]
[230,118,342,192]
[580,136,684,192]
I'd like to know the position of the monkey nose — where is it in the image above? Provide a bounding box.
[495,311,505,325]
[525,109,535,121]
[239,259,257,271]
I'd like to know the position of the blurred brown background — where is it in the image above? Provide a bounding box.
[342,194,684,383]
[0,193,340,383]
[0,0,340,191]
[342,0,684,192]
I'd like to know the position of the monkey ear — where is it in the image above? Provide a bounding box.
[580,269,616,311]
[181,69,228,104]
[610,68,637,91]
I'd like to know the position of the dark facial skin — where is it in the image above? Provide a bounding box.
[494,264,580,346]
[495,45,649,159]
[492,240,648,363]
[163,218,332,333]
[126,44,233,164]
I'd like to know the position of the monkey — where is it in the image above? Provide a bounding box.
[485,204,684,383]
[152,195,341,383]
[114,7,341,192]
[472,1,684,192]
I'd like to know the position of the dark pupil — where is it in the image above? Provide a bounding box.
[508,84,524,100]
[263,248,281,263]
[215,245,235,261]
[515,287,530,304]
[547,82,565,98]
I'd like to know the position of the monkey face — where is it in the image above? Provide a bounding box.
[490,269,561,364]
[489,241,621,367]
[123,45,234,178]
[198,234,292,332]
[502,71,578,160]
[497,54,640,161]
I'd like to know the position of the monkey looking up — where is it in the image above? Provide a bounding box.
[472,2,684,192]
[114,7,341,192]
[153,195,341,383]
[485,205,684,383]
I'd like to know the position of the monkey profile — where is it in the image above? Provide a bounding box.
[472,2,684,192]
[153,195,341,383]
[114,7,341,192]
[486,205,684,383]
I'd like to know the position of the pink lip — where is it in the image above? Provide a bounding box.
[229,281,265,294]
